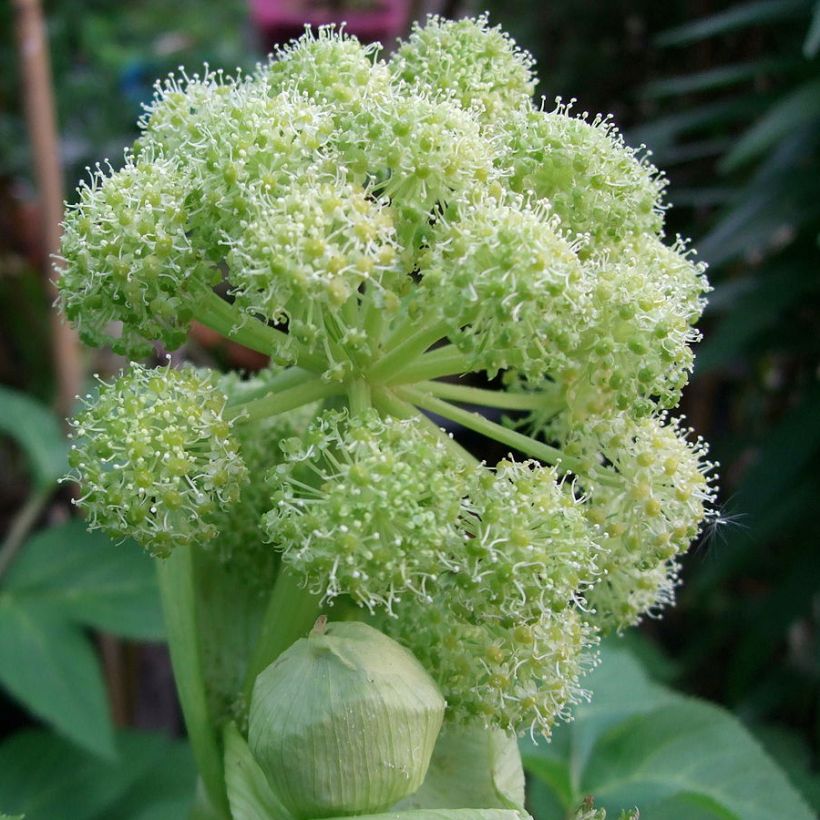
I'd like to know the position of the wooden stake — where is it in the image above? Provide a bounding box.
[13,0,83,418]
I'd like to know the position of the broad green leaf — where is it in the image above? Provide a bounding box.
[0,730,183,820]
[583,699,813,819]
[753,725,820,812]
[523,645,814,819]
[643,59,795,99]
[0,385,67,490]
[696,267,820,372]
[655,0,811,47]
[721,78,820,170]
[803,0,820,55]
[5,520,163,641]
[223,723,294,820]
[104,734,197,820]
[395,725,525,811]
[628,93,774,154]
[0,597,114,758]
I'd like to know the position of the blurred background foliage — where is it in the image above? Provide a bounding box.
[0,0,818,817]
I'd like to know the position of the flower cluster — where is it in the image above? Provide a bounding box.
[61,15,714,740]
[67,365,246,557]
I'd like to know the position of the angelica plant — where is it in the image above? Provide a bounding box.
[60,14,715,819]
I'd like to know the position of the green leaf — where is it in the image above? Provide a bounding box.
[523,644,814,819]
[655,0,812,47]
[721,78,820,171]
[223,723,294,820]
[628,93,774,155]
[0,597,114,758]
[5,520,163,640]
[0,385,67,490]
[394,725,525,811]
[696,266,820,372]
[104,734,197,820]
[583,699,813,819]
[803,1,820,56]
[0,729,195,820]
[643,59,795,99]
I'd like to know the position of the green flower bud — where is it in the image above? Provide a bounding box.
[67,364,246,556]
[578,413,715,630]
[493,103,666,253]
[265,409,472,612]
[391,14,536,123]
[418,194,585,379]
[248,620,445,818]
[59,154,217,357]
[227,174,403,347]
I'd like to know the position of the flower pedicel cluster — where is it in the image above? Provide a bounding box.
[60,12,715,803]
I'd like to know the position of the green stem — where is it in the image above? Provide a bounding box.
[0,487,50,580]
[418,380,563,413]
[241,570,323,707]
[227,377,343,423]
[387,345,474,384]
[368,319,452,383]
[224,367,315,407]
[395,385,579,473]
[347,379,371,415]
[195,290,326,373]
[373,388,479,468]
[156,548,230,818]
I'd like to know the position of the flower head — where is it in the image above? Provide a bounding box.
[390,14,536,122]
[265,410,472,611]
[68,365,246,556]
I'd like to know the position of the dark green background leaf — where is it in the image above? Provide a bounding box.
[0,597,114,758]
[0,729,195,820]
[5,520,163,641]
[0,386,67,491]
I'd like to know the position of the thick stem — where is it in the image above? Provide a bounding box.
[226,377,343,423]
[241,570,323,707]
[195,290,326,373]
[156,548,230,818]
[373,387,480,468]
[418,380,563,413]
[368,319,452,382]
[387,345,473,384]
[396,385,579,473]
[347,379,371,415]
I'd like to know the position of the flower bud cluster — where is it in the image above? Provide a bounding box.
[269,410,602,733]
[493,103,666,254]
[417,196,583,379]
[266,410,472,611]
[60,155,217,357]
[226,175,402,340]
[391,14,536,123]
[60,15,716,741]
[68,365,246,556]
[578,414,715,630]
